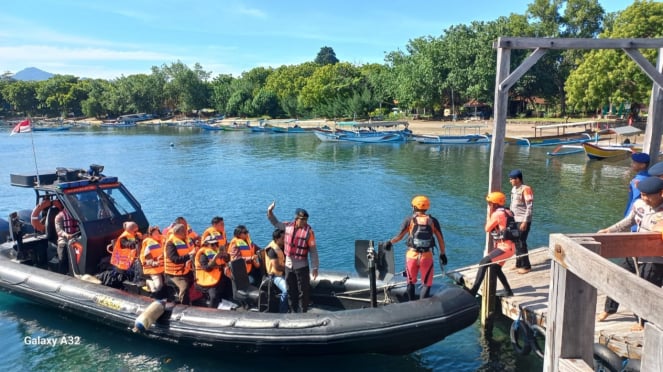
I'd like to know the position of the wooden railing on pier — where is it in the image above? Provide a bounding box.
[545,232,663,372]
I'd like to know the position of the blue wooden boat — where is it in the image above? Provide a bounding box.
[32,125,72,132]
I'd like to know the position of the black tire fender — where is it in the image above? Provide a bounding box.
[593,343,624,372]
[510,318,532,356]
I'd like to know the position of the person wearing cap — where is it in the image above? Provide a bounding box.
[54,199,79,274]
[267,201,319,313]
[467,192,515,297]
[194,235,230,308]
[509,169,533,274]
[624,152,650,232]
[647,161,663,179]
[201,216,227,250]
[386,195,446,300]
[140,225,165,295]
[597,176,663,328]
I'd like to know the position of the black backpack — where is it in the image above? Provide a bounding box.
[502,208,520,241]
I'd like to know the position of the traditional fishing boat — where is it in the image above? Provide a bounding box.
[505,121,598,147]
[413,124,491,145]
[546,144,584,157]
[0,165,479,355]
[582,142,634,160]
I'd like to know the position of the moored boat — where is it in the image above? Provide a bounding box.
[0,165,479,355]
[582,142,633,160]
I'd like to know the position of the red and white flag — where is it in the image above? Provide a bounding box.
[10,119,31,135]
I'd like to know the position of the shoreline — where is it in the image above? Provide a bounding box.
[13,116,632,139]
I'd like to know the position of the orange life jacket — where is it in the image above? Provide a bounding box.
[110,231,138,271]
[194,247,226,287]
[164,235,193,276]
[229,237,256,273]
[140,237,164,275]
[201,226,227,247]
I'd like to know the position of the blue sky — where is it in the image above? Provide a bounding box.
[0,0,631,80]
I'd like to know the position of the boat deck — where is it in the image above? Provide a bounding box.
[450,247,644,360]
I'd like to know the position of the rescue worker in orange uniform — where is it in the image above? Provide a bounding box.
[110,221,142,276]
[227,225,262,285]
[200,216,227,250]
[194,236,230,308]
[164,223,195,304]
[469,192,515,297]
[387,196,446,300]
[140,225,164,295]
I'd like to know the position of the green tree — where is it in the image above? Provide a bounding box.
[210,74,234,115]
[566,0,663,114]
[300,62,363,118]
[35,75,83,117]
[527,0,605,115]
[1,80,39,115]
[264,62,318,118]
[314,46,339,66]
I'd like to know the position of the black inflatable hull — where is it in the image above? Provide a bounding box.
[0,249,479,355]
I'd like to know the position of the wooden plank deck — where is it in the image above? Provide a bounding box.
[449,247,644,359]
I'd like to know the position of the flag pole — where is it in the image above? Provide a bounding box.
[27,116,41,187]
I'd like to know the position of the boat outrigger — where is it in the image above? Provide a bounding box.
[0,165,478,355]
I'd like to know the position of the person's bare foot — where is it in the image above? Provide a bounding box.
[597,311,610,322]
[630,323,644,332]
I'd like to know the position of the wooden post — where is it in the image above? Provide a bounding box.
[481,43,511,326]
[642,323,663,371]
[544,238,600,372]
[642,48,663,162]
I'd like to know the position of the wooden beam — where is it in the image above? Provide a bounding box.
[567,232,663,258]
[544,240,599,372]
[494,37,663,50]
[642,323,663,372]
[499,48,547,92]
[623,48,663,90]
[549,234,663,326]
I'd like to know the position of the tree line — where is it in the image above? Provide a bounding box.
[0,1,660,121]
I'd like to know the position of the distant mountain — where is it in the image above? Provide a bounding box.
[12,67,54,81]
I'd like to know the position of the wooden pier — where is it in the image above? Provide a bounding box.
[450,233,663,371]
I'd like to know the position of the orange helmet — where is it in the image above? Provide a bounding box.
[411,195,430,210]
[486,191,506,206]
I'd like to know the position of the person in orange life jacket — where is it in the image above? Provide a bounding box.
[201,216,227,250]
[163,216,199,248]
[625,153,650,232]
[195,236,231,308]
[111,221,142,274]
[53,199,79,274]
[267,202,319,313]
[164,223,195,304]
[265,228,288,313]
[227,225,262,285]
[386,195,446,300]
[468,192,515,297]
[140,226,164,294]
[509,169,533,274]
[596,176,663,328]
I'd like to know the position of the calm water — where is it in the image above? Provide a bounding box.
[0,126,629,371]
